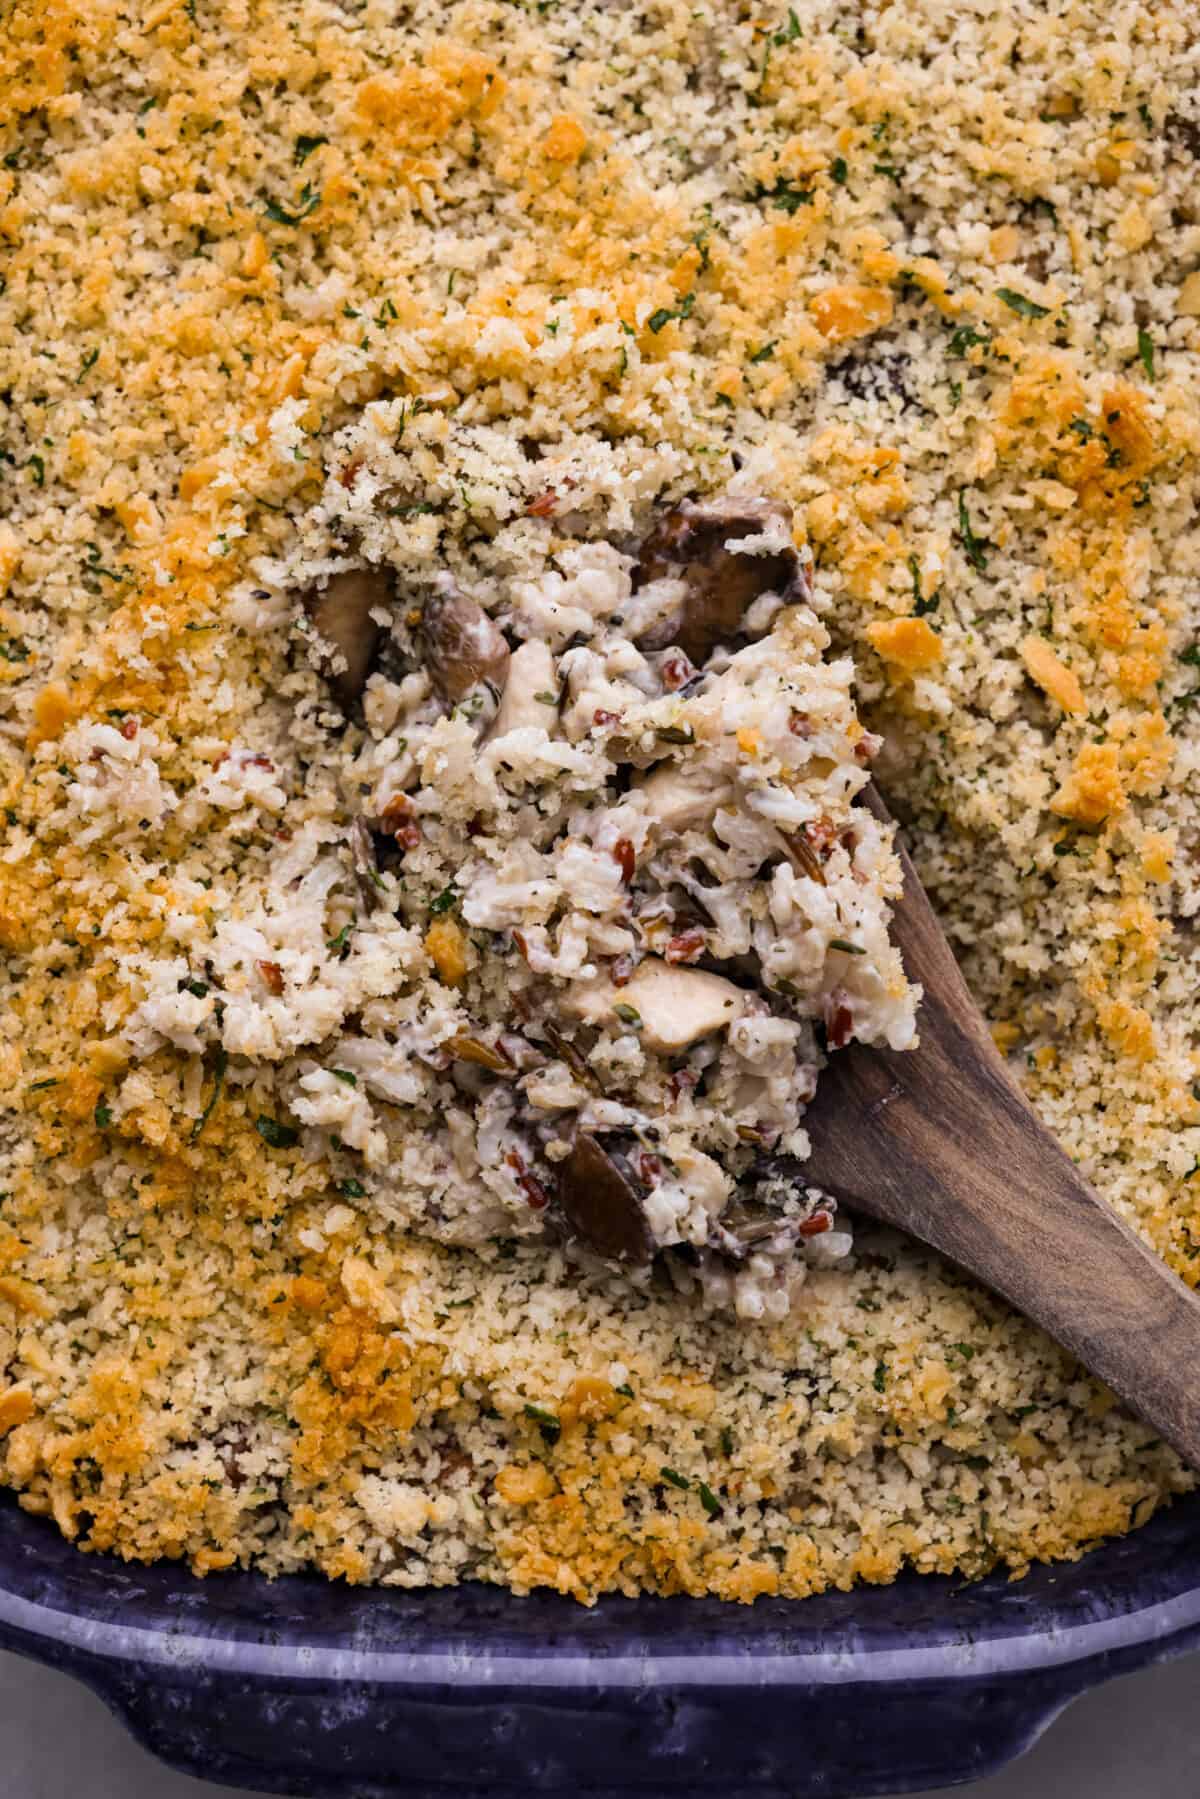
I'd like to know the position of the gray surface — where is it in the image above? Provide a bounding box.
[0,1646,1195,1796]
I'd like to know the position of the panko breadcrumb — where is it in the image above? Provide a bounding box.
[0,0,1197,1601]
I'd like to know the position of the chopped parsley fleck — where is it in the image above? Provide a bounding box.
[909,553,938,617]
[332,1069,358,1087]
[255,1115,299,1150]
[647,290,696,334]
[1068,416,1093,441]
[771,8,801,43]
[720,1425,734,1455]
[191,1046,227,1141]
[294,135,329,165]
[698,1481,723,1517]
[326,924,352,957]
[957,489,990,575]
[749,340,777,364]
[996,287,1050,320]
[340,1178,367,1199]
[94,1102,113,1129]
[613,1002,643,1029]
[0,637,28,663]
[1137,326,1155,380]
[76,347,99,383]
[830,938,866,955]
[831,157,848,185]
[523,1403,561,1445]
[262,183,322,228]
[660,1467,690,1490]
[873,161,901,182]
[873,1359,888,1392]
[185,979,209,999]
[614,1383,634,1398]
[29,1078,58,1092]
[28,455,44,486]
[947,323,989,357]
[429,887,458,915]
[752,176,812,214]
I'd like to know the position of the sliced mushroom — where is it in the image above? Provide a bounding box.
[420,579,511,706]
[710,1200,796,1259]
[306,568,388,710]
[488,638,559,739]
[710,1156,820,1261]
[556,1132,653,1266]
[568,957,747,1053]
[635,759,731,834]
[634,498,809,667]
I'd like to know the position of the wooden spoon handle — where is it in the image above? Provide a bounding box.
[802,800,1200,1467]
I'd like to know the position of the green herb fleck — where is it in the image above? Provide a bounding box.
[698,1481,723,1517]
[1137,326,1155,380]
[523,1403,561,1446]
[332,1069,358,1087]
[76,348,99,383]
[720,1425,734,1455]
[326,924,352,957]
[28,455,44,487]
[749,341,777,364]
[255,1115,299,1150]
[660,1467,690,1490]
[830,938,866,956]
[191,1046,227,1141]
[429,887,458,915]
[94,1102,113,1129]
[613,1003,643,1029]
[262,183,322,228]
[996,287,1051,320]
[294,135,329,165]
[957,489,990,574]
[873,1359,888,1392]
[647,291,696,334]
[534,690,559,705]
[185,979,209,999]
[771,8,801,42]
[831,156,848,185]
[29,1078,58,1093]
[340,1178,367,1199]
[947,323,989,357]
[753,177,812,214]
[614,1383,634,1398]
[909,553,938,617]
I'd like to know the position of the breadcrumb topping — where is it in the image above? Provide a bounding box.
[0,0,1196,1600]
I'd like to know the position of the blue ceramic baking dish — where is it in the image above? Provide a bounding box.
[0,1486,1196,1795]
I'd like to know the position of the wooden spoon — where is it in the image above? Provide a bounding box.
[801,789,1200,1467]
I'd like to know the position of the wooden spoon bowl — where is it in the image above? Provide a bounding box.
[801,789,1200,1467]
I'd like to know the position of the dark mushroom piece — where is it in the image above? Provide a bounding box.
[306,568,388,711]
[634,498,810,667]
[420,579,511,707]
[555,1132,654,1267]
[710,1200,798,1260]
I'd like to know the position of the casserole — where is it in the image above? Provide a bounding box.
[0,1488,1196,1797]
